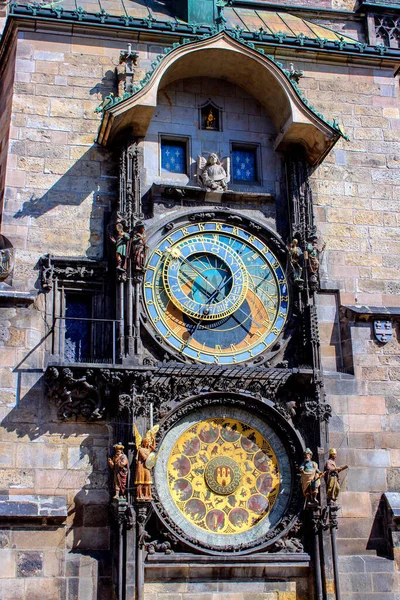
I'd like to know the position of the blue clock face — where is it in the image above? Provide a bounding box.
[144,222,289,365]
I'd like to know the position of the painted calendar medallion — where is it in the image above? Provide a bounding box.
[166,418,280,535]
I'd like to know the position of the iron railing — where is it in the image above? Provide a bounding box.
[51,316,119,364]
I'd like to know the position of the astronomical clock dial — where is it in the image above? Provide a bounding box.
[144,221,288,364]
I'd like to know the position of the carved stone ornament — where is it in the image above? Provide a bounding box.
[374,319,393,344]
[40,255,107,291]
[197,153,230,192]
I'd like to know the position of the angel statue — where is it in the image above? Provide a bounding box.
[197,152,230,192]
[133,424,159,501]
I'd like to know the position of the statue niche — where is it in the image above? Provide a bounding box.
[197,153,230,192]
[200,100,221,131]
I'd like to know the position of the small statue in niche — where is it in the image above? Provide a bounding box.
[205,108,217,130]
[288,238,304,288]
[134,424,159,501]
[108,443,129,500]
[197,153,230,192]
[130,221,148,273]
[324,448,348,505]
[299,448,322,505]
[305,232,326,290]
[110,222,130,273]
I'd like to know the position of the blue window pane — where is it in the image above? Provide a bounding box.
[65,295,91,362]
[232,149,256,182]
[161,141,186,173]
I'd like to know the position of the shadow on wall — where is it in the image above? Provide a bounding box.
[0,367,116,600]
[11,144,118,260]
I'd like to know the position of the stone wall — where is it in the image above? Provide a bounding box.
[0,36,16,225]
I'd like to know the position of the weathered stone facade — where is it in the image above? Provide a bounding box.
[0,0,399,599]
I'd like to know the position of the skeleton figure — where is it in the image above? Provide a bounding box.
[197,153,230,192]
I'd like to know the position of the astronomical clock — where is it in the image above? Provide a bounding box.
[136,211,305,555]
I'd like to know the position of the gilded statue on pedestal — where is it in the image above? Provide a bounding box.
[324,448,348,504]
[197,153,230,192]
[299,448,322,504]
[134,424,159,501]
[108,443,129,500]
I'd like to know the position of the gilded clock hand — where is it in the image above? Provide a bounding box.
[181,276,229,348]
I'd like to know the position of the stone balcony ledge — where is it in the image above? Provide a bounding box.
[0,494,68,520]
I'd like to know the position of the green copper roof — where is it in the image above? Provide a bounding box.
[8,0,357,44]
[224,7,357,43]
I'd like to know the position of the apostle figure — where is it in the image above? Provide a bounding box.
[134,424,159,500]
[324,448,348,504]
[108,443,129,500]
[299,448,321,504]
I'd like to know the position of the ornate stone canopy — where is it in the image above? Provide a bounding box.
[97,31,342,165]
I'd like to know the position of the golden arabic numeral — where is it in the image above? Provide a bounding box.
[198,223,205,231]
[144,282,152,288]
[279,312,286,319]
[214,355,220,364]
[271,327,280,335]
[215,222,222,231]
[249,235,256,243]
[272,261,279,269]
[281,295,289,302]
[165,331,172,338]
[181,227,189,236]
[232,227,239,236]
[278,278,286,284]
[153,317,161,323]
[147,300,154,306]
